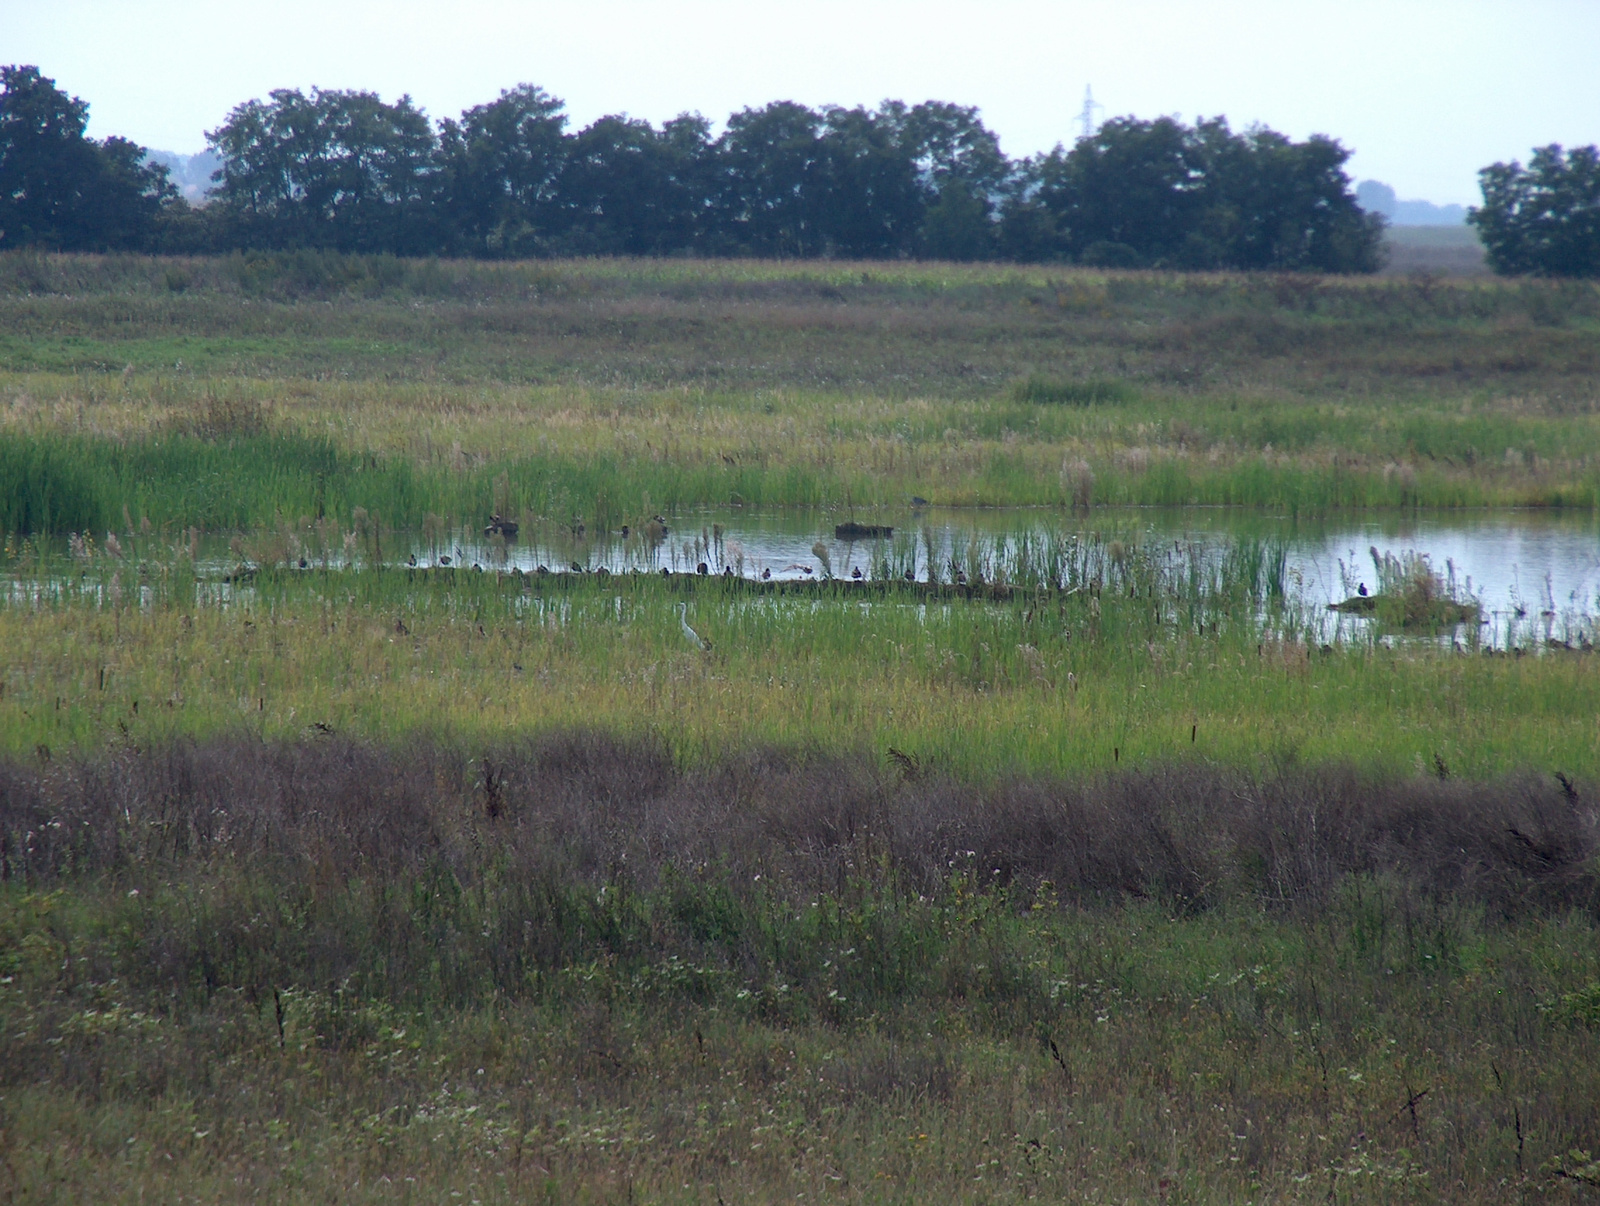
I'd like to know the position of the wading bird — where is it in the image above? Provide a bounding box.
[677,602,712,652]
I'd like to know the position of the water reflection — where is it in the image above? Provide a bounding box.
[7,507,1598,648]
[418,506,1598,606]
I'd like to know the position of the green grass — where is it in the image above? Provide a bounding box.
[1,540,1593,780]
[2,252,1600,534]
[4,384,1600,536]
[5,872,1597,1202]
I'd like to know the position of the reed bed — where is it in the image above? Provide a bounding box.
[4,378,1599,534]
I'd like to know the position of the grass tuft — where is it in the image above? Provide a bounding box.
[1010,376,1137,405]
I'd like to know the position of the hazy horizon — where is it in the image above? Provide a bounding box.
[6,0,1598,207]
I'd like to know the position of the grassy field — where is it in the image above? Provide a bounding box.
[3,251,1600,535]
[4,252,1600,1202]
[1379,226,1489,279]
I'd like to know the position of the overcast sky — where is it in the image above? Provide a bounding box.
[6,0,1598,205]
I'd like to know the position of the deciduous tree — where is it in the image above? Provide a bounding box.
[436,85,567,256]
[554,113,711,255]
[1470,144,1600,277]
[0,65,174,250]
[208,88,439,252]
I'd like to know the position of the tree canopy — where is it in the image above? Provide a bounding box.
[1469,145,1600,278]
[2,63,1389,271]
[0,65,174,250]
[1022,116,1383,271]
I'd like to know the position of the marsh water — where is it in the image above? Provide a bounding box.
[409,506,1600,644]
[423,508,1592,592]
[12,507,1600,646]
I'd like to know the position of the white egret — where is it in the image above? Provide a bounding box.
[676,602,712,652]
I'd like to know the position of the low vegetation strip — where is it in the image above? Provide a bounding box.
[5,733,1596,916]
[2,734,1598,1202]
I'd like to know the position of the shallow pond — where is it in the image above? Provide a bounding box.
[11,507,1600,646]
[426,506,1598,621]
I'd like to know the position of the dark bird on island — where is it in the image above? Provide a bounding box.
[620,525,630,538]
[571,562,584,573]
[956,570,968,585]
[911,496,928,507]
[1358,583,1368,597]
[723,566,734,577]
[851,567,863,580]
[473,563,482,572]
[439,555,451,567]
[761,567,771,580]
[904,569,915,581]
[697,562,709,575]
[536,564,549,575]
[298,558,307,569]
[407,554,416,567]
[661,567,671,577]
[485,513,518,539]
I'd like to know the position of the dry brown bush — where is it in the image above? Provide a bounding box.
[3,732,1593,917]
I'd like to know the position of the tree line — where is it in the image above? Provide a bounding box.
[2,63,1594,275]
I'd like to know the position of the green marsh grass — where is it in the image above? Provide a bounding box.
[3,535,1595,779]
[3,252,1600,534]
[1010,376,1138,405]
[5,376,1600,535]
